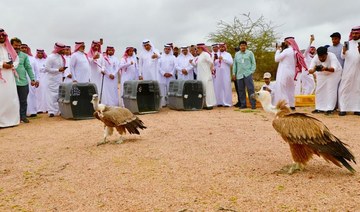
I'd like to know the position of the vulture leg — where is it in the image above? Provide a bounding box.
[276,162,305,174]
[115,136,124,144]
[97,126,113,146]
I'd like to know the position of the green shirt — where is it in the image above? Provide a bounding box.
[232,50,256,79]
[15,51,35,86]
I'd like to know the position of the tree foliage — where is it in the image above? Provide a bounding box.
[207,13,280,80]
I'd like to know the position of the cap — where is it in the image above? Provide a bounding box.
[330,32,341,38]
[263,72,271,79]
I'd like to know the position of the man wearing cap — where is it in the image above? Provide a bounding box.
[328,32,344,68]
[45,42,67,117]
[0,29,20,127]
[159,44,176,107]
[34,49,47,113]
[175,46,194,80]
[101,46,120,106]
[69,42,91,83]
[11,38,36,123]
[119,47,138,107]
[232,41,257,109]
[338,26,360,116]
[308,47,342,115]
[274,37,307,111]
[138,39,160,81]
[260,72,276,105]
[213,43,233,107]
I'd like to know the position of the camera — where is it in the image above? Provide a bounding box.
[315,65,323,72]
[213,53,218,60]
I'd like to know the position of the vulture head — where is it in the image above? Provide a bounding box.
[251,90,278,114]
[91,94,106,112]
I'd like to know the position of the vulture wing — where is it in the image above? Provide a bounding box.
[101,107,146,135]
[272,112,356,172]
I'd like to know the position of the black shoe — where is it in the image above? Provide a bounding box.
[311,109,321,114]
[290,107,296,111]
[203,106,213,110]
[338,112,346,116]
[324,110,333,115]
[49,113,55,117]
[21,118,30,123]
[37,111,44,114]
[354,112,360,116]
[239,106,247,109]
[251,106,256,110]
[217,105,223,107]
[233,103,240,107]
[29,114,37,117]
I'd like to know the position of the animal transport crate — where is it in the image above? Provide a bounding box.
[58,82,97,119]
[168,80,204,111]
[122,80,161,114]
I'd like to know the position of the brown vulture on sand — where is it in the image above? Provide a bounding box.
[252,90,356,174]
[91,94,146,145]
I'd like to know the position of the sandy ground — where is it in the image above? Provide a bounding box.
[1,97,360,211]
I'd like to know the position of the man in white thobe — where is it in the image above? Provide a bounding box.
[338,26,360,116]
[213,43,233,107]
[62,46,72,83]
[69,42,91,83]
[34,49,47,113]
[45,42,67,117]
[175,46,194,80]
[192,43,216,109]
[158,45,176,107]
[101,46,120,106]
[88,40,105,94]
[119,47,138,107]
[138,39,160,81]
[0,28,20,127]
[308,47,342,115]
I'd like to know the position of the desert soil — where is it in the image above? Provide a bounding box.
[1,98,360,211]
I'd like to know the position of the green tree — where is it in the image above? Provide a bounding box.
[207,13,280,80]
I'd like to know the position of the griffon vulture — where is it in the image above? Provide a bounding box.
[91,94,146,145]
[252,90,356,174]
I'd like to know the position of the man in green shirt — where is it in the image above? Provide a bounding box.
[232,41,257,109]
[11,37,36,123]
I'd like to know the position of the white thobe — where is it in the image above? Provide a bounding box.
[89,54,105,94]
[101,55,120,106]
[139,49,160,81]
[62,55,72,83]
[45,53,65,115]
[26,56,39,115]
[338,39,360,112]
[175,53,194,80]
[0,44,20,127]
[195,52,216,107]
[295,45,315,95]
[119,56,138,107]
[274,48,296,107]
[213,51,233,106]
[70,51,91,83]
[310,53,342,111]
[159,53,176,106]
[35,58,47,112]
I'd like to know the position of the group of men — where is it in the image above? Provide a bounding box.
[1,25,359,128]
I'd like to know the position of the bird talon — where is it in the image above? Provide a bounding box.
[97,140,109,146]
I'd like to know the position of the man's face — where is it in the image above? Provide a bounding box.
[190,47,197,56]
[106,49,114,56]
[173,48,179,57]
[331,37,340,46]
[92,44,100,52]
[127,49,134,56]
[164,47,171,55]
[181,49,188,55]
[78,45,85,52]
[0,33,7,43]
[212,46,219,52]
[12,41,21,53]
[144,43,152,51]
[264,78,270,85]
[219,46,226,52]
[318,54,327,62]
[351,31,360,41]
[309,47,316,55]
[20,46,27,54]
[239,44,247,52]
[36,52,44,59]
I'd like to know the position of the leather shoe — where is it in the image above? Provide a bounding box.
[21,118,30,123]
[290,107,296,111]
[354,112,360,116]
[49,113,55,117]
[311,109,321,114]
[338,112,346,116]
[324,110,333,115]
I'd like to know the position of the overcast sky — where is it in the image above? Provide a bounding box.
[2,0,359,55]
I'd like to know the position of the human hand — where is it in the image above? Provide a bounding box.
[109,74,115,79]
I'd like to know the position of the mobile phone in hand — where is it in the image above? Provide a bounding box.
[344,41,349,50]
[6,61,13,65]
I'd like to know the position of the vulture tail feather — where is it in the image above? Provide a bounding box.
[334,156,356,173]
